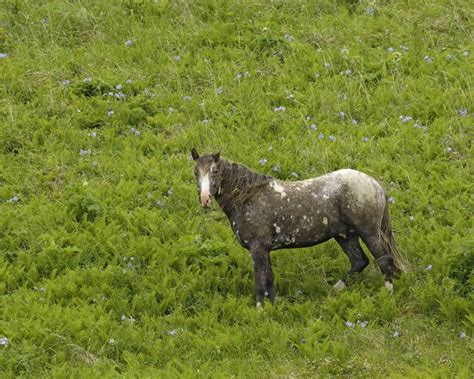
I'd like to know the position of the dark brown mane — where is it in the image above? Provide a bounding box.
[217,159,273,211]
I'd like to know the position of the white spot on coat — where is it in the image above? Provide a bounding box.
[270,181,287,198]
[273,223,281,233]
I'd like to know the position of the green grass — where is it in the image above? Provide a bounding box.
[0,0,473,377]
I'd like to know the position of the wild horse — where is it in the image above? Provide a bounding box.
[191,149,406,308]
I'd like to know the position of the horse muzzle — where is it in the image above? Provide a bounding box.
[200,193,212,208]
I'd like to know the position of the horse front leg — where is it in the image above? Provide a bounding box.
[250,245,271,308]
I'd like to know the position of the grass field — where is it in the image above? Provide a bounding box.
[0,0,473,377]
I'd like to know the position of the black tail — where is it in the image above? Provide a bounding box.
[380,199,409,273]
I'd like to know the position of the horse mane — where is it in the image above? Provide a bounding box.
[218,159,273,210]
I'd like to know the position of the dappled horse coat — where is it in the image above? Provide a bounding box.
[192,149,405,307]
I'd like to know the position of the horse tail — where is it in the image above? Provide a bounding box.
[380,198,409,273]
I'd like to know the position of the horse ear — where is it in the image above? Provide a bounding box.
[212,152,220,162]
[191,148,199,161]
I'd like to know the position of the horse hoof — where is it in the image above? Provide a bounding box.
[333,280,346,291]
[256,302,263,310]
[384,281,393,293]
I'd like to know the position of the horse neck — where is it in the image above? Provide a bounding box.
[215,160,272,217]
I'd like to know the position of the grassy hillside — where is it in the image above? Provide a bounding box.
[0,0,472,377]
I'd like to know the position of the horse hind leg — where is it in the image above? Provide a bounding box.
[333,235,369,291]
[360,233,398,292]
[265,253,276,303]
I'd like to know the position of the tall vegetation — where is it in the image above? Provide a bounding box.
[0,1,472,376]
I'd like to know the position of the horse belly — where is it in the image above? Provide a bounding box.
[270,200,337,249]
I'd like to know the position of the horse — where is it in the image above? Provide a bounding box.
[191,149,407,308]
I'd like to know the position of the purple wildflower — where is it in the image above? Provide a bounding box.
[413,123,427,130]
[0,337,9,346]
[274,106,286,112]
[259,158,267,165]
[130,128,141,136]
[0,53,8,59]
[80,149,91,156]
[329,135,336,142]
[388,197,395,204]
[358,320,368,328]
[125,39,133,47]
